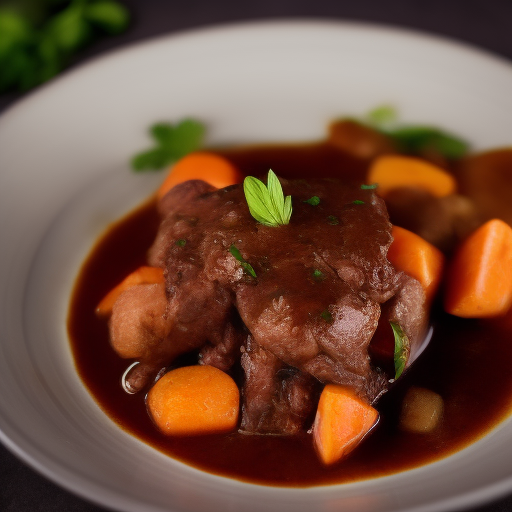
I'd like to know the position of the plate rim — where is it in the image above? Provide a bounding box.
[2,18,512,512]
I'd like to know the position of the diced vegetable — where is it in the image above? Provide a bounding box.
[387,225,445,304]
[367,155,456,198]
[444,219,512,318]
[146,365,240,436]
[399,387,443,433]
[96,266,164,317]
[313,385,379,465]
[157,152,243,200]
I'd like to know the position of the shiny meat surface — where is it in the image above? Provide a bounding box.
[109,177,428,433]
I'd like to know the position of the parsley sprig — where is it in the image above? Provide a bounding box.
[390,321,410,379]
[131,119,206,171]
[356,105,470,160]
[243,170,292,227]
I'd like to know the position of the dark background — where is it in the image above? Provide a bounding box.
[1,0,512,510]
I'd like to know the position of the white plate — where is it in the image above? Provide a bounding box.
[2,20,512,512]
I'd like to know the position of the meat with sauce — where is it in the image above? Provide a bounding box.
[107,176,428,435]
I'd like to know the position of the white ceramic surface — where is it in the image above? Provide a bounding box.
[1,20,512,512]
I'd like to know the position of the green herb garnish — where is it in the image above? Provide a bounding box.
[243,170,292,227]
[0,1,130,93]
[352,200,365,205]
[175,239,187,247]
[312,269,325,281]
[367,105,398,126]
[356,105,470,160]
[389,126,469,160]
[229,245,257,278]
[327,215,339,225]
[361,183,378,190]
[304,196,320,206]
[131,119,206,171]
[320,310,333,323]
[390,321,410,380]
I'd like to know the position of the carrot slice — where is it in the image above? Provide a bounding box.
[444,219,512,317]
[157,152,243,200]
[96,266,164,318]
[313,385,379,465]
[146,365,240,436]
[387,225,445,305]
[367,155,456,197]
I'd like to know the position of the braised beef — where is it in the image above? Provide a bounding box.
[107,176,428,433]
[240,336,320,435]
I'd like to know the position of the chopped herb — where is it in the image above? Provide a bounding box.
[131,119,205,171]
[327,215,339,225]
[243,170,292,227]
[229,244,257,278]
[175,239,187,247]
[390,321,411,379]
[320,310,333,323]
[352,200,365,205]
[312,269,325,281]
[361,183,378,190]
[304,196,320,206]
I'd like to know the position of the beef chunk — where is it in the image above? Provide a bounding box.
[108,176,428,434]
[385,187,481,253]
[198,315,245,371]
[327,120,396,161]
[240,337,320,435]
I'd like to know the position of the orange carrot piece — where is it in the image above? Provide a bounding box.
[313,385,379,465]
[96,266,164,318]
[388,225,445,304]
[146,365,240,436]
[444,219,512,318]
[367,155,456,197]
[157,152,243,200]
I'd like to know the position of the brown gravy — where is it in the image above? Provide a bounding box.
[67,141,512,486]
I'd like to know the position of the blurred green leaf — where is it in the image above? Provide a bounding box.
[0,0,130,93]
[388,126,469,160]
[164,119,206,160]
[350,106,470,160]
[132,119,206,172]
[36,32,64,81]
[132,147,174,172]
[0,9,32,56]
[45,2,92,52]
[85,0,129,34]
[150,123,175,145]
[366,104,397,127]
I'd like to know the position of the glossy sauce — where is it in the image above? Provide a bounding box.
[68,142,512,486]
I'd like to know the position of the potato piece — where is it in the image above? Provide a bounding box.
[96,266,164,318]
[147,365,239,436]
[109,282,168,359]
[400,387,443,433]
